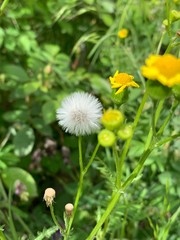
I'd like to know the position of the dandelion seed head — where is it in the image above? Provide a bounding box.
[56,92,103,136]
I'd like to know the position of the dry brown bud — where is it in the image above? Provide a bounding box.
[43,188,56,207]
[65,203,74,216]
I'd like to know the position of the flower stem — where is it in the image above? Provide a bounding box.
[0,0,9,15]
[49,205,64,234]
[86,91,149,239]
[8,188,18,240]
[86,191,121,240]
[83,142,100,175]
[117,90,149,187]
[157,100,179,136]
[66,136,84,238]
[0,230,6,240]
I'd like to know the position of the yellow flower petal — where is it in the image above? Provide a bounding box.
[141,54,180,87]
[109,71,139,94]
[118,29,129,39]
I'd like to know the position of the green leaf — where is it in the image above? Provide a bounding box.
[3,110,29,122]
[13,125,35,157]
[0,152,20,166]
[42,100,58,124]
[2,64,29,82]
[11,81,41,98]
[31,117,53,136]
[1,167,38,197]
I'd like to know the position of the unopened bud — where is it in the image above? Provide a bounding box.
[43,188,56,207]
[44,64,52,74]
[98,129,116,147]
[65,203,74,216]
[101,109,124,130]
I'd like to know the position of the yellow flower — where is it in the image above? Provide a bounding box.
[141,54,180,87]
[109,71,140,94]
[118,29,129,39]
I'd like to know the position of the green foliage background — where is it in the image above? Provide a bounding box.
[0,0,180,239]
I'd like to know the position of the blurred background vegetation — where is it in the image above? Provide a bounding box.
[0,0,180,239]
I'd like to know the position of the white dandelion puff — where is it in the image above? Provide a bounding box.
[56,92,103,136]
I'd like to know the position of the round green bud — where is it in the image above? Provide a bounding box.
[117,124,133,140]
[101,109,124,130]
[98,129,116,147]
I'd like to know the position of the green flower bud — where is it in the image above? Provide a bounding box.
[98,129,116,147]
[101,109,124,130]
[146,80,172,100]
[170,10,180,22]
[111,88,129,105]
[117,124,133,140]
[172,85,180,100]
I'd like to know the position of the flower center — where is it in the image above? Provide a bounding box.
[72,110,87,123]
[153,55,180,78]
[114,73,133,84]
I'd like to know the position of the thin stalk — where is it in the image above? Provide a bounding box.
[49,205,64,233]
[66,136,84,238]
[86,191,121,240]
[122,148,153,190]
[0,178,8,200]
[113,144,121,188]
[0,230,6,240]
[83,142,100,175]
[157,100,179,136]
[100,218,109,240]
[8,188,18,240]
[16,215,34,237]
[117,90,149,186]
[156,31,166,54]
[0,0,9,15]
[155,134,180,148]
[145,99,164,150]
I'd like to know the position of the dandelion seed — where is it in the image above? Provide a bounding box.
[56,92,103,136]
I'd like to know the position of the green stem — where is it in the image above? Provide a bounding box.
[16,215,34,237]
[145,99,164,150]
[83,142,100,175]
[154,100,164,127]
[49,205,64,234]
[122,148,153,190]
[86,91,149,240]
[157,100,179,136]
[155,134,180,148]
[66,136,84,238]
[0,230,6,240]
[113,144,120,188]
[0,178,8,200]
[117,90,149,186]
[0,0,9,15]
[8,188,18,240]
[100,218,109,240]
[86,191,121,240]
[156,31,166,54]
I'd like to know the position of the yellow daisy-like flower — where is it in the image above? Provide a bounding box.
[118,29,129,39]
[141,54,180,87]
[109,71,140,94]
